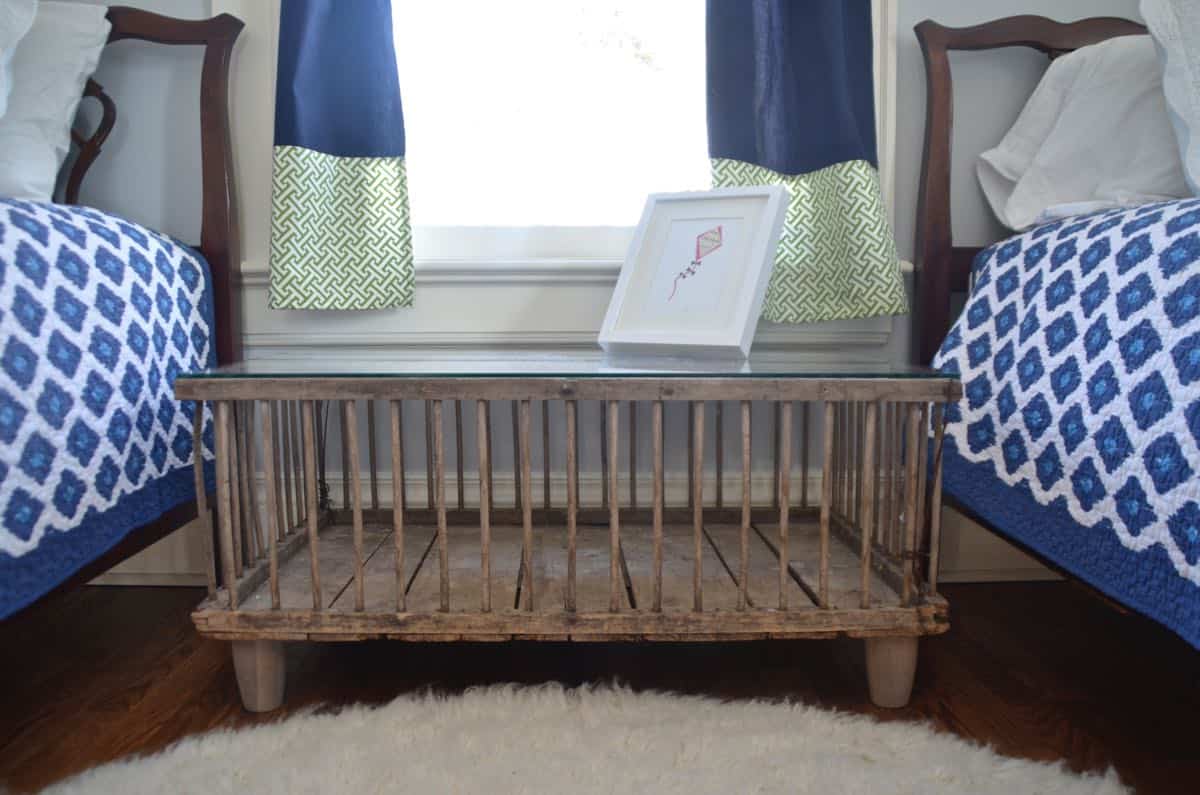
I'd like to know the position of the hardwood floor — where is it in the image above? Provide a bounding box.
[0,582,1195,793]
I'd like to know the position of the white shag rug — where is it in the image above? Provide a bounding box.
[44,685,1125,794]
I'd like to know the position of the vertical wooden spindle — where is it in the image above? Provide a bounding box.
[519,400,534,611]
[248,403,265,559]
[928,403,946,593]
[715,401,724,510]
[819,402,835,608]
[542,401,551,512]
[852,402,863,531]
[652,400,664,612]
[477,400,491,612]
[214,401,238,608]
[301,401,322,610]
[340,400,351,511]
[237,404,258,562]
[289,402,303,523]
[343,401,366,611]
[874,401,885,545]
[739,401,751,611]
[277,404,291,534]
[192,402,217,597]
[485,401,494,514]
[691,401,705,612]
[511,401,521,513]
[914,403,931,571]
[600,401,609,512]
[434,400,449,612]
[629,400,638,509]
[269,401,285,539]
[772,401,781,510]
[229,404,244,577]
[859,401,879,609]
[367,400,379,512]
[778,401,792,610]
[607,400,620,612]
[565,400,578,612]
[800,402,810,509]
[880,402,892,549]
[425,400,436,511]
[890,402,903,558]
[901,403,922,605]
[260,400,282,609]
[687,401,695,512]
[391,400,406,612]
[456,400,466,512]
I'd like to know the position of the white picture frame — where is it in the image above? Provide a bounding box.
[598,186,789,358]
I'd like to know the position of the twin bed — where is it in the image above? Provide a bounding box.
[916,15,1200,648]
[0,7,241,617]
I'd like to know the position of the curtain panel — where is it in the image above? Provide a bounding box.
[269,0,414,310]
[707,0,906,324]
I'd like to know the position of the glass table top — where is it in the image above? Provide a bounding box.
[179,353,956,380]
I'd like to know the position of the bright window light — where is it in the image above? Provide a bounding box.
[392,1,709,228]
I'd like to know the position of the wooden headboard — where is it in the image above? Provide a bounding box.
[65,6,244,365]
[912,15,1146,366]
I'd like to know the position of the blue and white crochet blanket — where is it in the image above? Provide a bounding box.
[934,198,1200,647]
[0,199,215,617]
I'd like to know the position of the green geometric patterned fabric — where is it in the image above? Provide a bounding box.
[711,158,907,324]
[270,145,414,309]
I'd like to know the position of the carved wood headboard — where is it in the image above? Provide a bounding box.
[65,6,244,365]
[912,15,1146,366]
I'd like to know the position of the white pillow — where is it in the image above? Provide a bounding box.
[1143,0,1200,197]
[977,35,1189,230]
[0,1,109,202]
[0,0,37,119]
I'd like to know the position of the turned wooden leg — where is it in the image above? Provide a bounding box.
[864,636,918,708]
[231,640,286,712]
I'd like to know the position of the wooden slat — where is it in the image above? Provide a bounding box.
[739,401,750,611]
[600,401,609,512]
[280,402,294,534]
[687,401,695,511]
[259,400,282,608]
[778,401,792,610]
[269,401,285,540]
[800,402,810,509]
[860,401,879,609]
[704,523,808,609]
[476,400,492,612]
[425,400,435,511]
[229,402,244,577]
[241,403,262,561]
[214,401,237,609]
[902,403,921,605]
[715,401,724,510]
[915,403,931,583]
[772,401,781,510]
[340,399,351,510]
[519,400,534,610]
[433,400,449,612]
[343,400,366,611]
[629,400,638,509]
[301,401,322,610]
[565,399,578,612]
[390,400,406,612]
[192,402,216,597]
[290,402,303,524]
[456,400,466,512]
[929,403,946,592]
[692,401,704,612]
[511,401,521,513]
[542,401,551,511]
[622,523,741,614]
[607,400,620,612]
[819,402,834,608]
[485,401,494,514]
[367,400,380,511]
[652,400,664,612]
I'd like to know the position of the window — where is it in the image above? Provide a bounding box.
[392,1,708,258]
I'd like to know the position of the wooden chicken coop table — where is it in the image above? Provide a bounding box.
[175,355,961,711]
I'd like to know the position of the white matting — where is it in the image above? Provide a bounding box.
[44,685,1125,794]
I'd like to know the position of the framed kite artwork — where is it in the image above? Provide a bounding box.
[599,186,788,358]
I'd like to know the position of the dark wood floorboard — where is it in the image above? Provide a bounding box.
[0,582,1195,793]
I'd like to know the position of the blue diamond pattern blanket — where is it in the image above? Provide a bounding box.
[0,199,215,618]
[934,198,1200,647]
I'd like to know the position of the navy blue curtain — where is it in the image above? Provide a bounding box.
[707,0,877,175]
[270,0,414,310]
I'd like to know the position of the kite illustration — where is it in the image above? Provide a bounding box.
[668,225,723,302]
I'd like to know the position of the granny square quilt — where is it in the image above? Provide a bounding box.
[934,198,1200,647]
[0,199,215,617]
